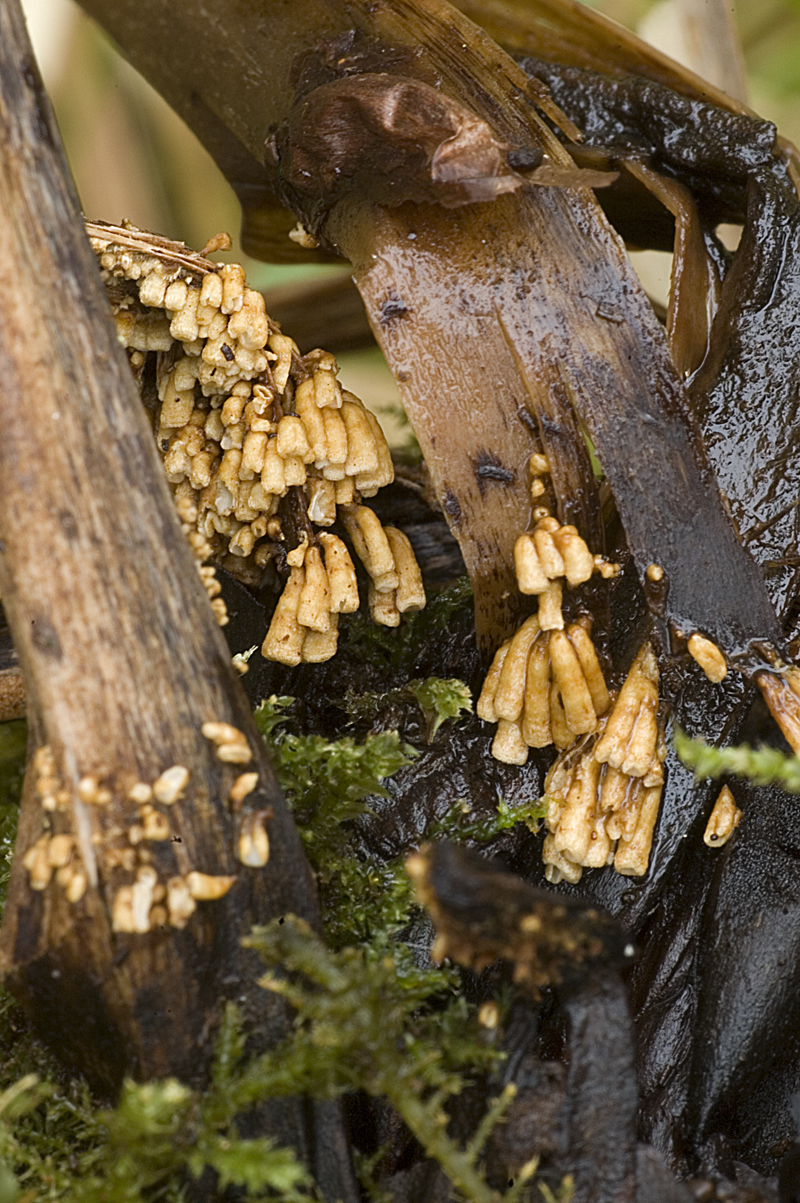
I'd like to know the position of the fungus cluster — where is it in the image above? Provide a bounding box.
[476,457,668,881]
[25,747,88,900]
[477,455,619,765]
[22,719,268,934]
[541,643,666,882]
[88,222,425,663]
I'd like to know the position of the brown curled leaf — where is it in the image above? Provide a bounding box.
[279,73,524,213]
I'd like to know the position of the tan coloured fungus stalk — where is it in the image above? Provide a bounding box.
[703,785,742,847]
[480,483,617,764]
[89,222,425,665]
[540,643,666,883]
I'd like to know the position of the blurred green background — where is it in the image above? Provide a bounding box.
[18,0,800,410]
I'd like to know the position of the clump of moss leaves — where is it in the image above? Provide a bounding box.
[0,582,563,1203]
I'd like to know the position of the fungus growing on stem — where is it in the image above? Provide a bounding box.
[89,222,425,665]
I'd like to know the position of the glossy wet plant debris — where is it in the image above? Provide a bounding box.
[7,0,800,1198]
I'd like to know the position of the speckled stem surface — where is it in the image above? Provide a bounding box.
[0,0,321,1116]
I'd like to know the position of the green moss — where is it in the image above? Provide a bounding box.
[0,693,549,1202]
[344,676,473,742]
[338,577,473,675]
[675,727,800,791]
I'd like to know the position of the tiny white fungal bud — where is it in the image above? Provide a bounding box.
[227,288,270,350]
[549,681,573,750]
[514,533,549,595]
[261,440,287,495]
[302,614,339,662]
[476,640,511,724]
[297,546,331,632]
[199,271,223,310]
[295,379,328,462]
[238,811,270,867]
[138,265,169,307]
[286,539,308,569]
[494,615,540,723]
[340,505,396,581]
[553,756,601,865]
[306,477,337,526]
[384,528,426,613]
[128,782,153,805]
[47,834,74,868]
[614,784,662,877]
[687,633,728,683]
[217,743,253,764]
[567,624,611,716]
[537,580,564,631]
[169,286,200,342]
[65,870,88,903]
[167,876,197,929]
[131,866,159,932]
[335,476,355,505]
[202,721,248,747]
[229,772,259,806]
[220,263,246,314]
[368,583,401,627]
[153,765,190,805]
[478,1001,499,1029]
[703,785,741,848]
[319,533,360,613]
[549,630,597,735]
[276,415,312,461]
[594,643,658,770]
[552,526,594,586]
[261,566,306,665]
[186,870,237,900]
[164,279,189,313]
[23,835,52,890]
[491,719,529,765]
[522,634,552,747]
[111,886,137,933]
[313,367,342,409]
[532,526,566,579]
[357,405,395,492]
[267,333,296,392]
[140,806,171,841]
[341,400,379,476]
[542,834,583,885]
[242,430,269,474]
[319,406,349,468]
[77,775,101,804]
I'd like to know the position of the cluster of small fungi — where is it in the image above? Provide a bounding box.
[478,455,742,881]
[477,457,668,881]
[23,722,270,934]
[88,221,425,664]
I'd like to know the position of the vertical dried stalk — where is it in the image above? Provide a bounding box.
[0,0,323,1121]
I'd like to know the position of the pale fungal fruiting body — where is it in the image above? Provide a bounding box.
[687,633,728,683]
[703,785,742,847]
[238,810,270,867]
[541,643,666,883]
[477,620,611,764]
[481,476,618,767]
[90,222,424,666]
[480,470,660,879]
[185,870,237,900]
[152,764,190,805]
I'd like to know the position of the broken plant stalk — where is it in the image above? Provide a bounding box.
[0,20,360,1196]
